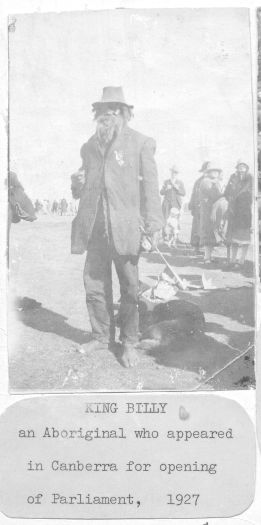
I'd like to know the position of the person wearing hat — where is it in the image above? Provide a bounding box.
[70,86,163,367]
[224,161,252,268]
[160,165,186,242]
[188,161,210,253]
[198,163,224,263]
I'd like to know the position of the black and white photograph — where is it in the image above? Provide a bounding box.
[8,7,256,392]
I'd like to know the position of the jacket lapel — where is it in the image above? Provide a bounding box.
[88,134,103,159]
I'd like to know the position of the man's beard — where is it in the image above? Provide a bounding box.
[96,113,123,146]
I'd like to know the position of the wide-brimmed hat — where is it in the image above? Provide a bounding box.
[236,160,249,170]
[170,164,179,173]
[199,161,210,172]
[205,162,222,173]
[92,86,133,110]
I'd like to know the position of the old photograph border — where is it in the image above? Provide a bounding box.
[5,6,258,394]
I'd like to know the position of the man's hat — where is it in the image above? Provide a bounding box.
[236,160,249,169]
[199,161,210,172]
[92,86,133,110]
[205,162,222,173]
[170,164,179,173]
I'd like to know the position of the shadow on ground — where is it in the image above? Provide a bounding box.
[14,297,90,345]
[141,249,254,278]
[143,328,253,373]
[13,297,126,368]
[13,293,254,378]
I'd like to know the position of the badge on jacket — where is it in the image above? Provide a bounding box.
[114,150,125,166]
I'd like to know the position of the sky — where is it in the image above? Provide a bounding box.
[9,8,254,202]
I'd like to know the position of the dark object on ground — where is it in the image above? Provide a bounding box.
[139,299,206,347]
[234,375,255,388]
[152,299,205,329]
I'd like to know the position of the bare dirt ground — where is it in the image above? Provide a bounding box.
[8,213,255,392]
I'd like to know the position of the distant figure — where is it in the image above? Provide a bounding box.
[160,165,185,241]
[188,161,210,253]
[60,198,68,216]
[43,199,51,214]
[164,207,180,247]
[52,200,59,214]
[8,171,37,233]
[224,160,252,268]
[34,199,43,214]
[198,163,223,263]
[40,200,48,214]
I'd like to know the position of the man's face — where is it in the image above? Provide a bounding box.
[96,106,124,145]
[237,164,248,175]
[208,170,220,179]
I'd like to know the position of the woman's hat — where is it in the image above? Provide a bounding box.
[205,162,222,173]
[236,160,249,169]
[92,86,133,109]
[199,161,210,172]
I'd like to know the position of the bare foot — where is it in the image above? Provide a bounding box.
[122,345,140,368]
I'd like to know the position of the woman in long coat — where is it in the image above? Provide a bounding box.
[188,161,209,252]
[224,161,252,268]
[199,164,224,263]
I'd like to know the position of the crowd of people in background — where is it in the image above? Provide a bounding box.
[161,160,253,269]
[34,198,78,216]
[9,159,253,271]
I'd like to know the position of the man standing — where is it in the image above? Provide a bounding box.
[71,87,163,367]
[160,165,186,241]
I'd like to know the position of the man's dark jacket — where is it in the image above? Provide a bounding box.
[160,178,186,210]
[71,126,163,255]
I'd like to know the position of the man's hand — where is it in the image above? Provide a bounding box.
[71,170,85,186]
[140,235,152,252]
[140,230,161,252]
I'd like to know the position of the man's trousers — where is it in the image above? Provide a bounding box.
[83,218,139,345]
